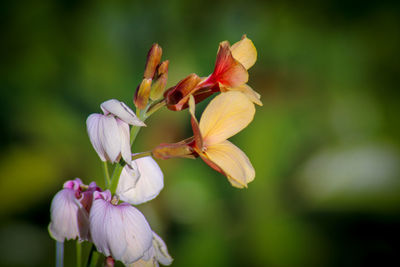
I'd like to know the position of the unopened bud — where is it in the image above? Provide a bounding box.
[152,142,195,160]
[157,60,169,76]
[144,44,162,79]
[150,61,169,101]
[165,73,202,111]
[134,78,152,110]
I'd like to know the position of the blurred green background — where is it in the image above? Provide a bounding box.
[1,0,400,266]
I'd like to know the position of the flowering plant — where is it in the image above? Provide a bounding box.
[48,35,260,266]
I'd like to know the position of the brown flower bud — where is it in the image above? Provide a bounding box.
[144,44,162,79]
[134,78,152,110]
[164,73,202,111]
[150,60,169,101]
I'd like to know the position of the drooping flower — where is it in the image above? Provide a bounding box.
[90,190,153,265]
[165,36,261,111]
[116,156,164,205]
[87,99,145,165]
[128,231,173,267]
[48,178,100,242]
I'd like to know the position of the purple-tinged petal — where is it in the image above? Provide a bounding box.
[90,191,153,264]
[101,99,145,126]
[48,188,89,242]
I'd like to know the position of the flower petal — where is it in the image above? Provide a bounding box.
[152,232,173,266]
[87,114,107,161]
[204,140,255,188]
[117,156,164,205]
[199,91,255,146]
[100,115,121,163]
[230,36,257,70]
[227,84,262,106]
[48,188,89,242]
[211,41,248,88]
[116,118,132,165]
[101,99,145,126]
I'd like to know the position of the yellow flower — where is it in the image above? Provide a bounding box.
[189,91,256,188]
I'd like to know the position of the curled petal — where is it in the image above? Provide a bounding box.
[230,35,257,70]
[117,156,164,205]
[152,232,173,266]
[204,140,255,188]
[199,91,255,146]
[101,99,145,126]
[129,232,173,267]
[226,84,262,106]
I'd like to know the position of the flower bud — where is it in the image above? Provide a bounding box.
[150,60,169,101]
[164,73,202,111]
[90,190,153,264]
[134,78,152,110]
[144,44,162,79]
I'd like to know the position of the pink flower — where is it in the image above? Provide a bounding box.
[90,190,153,264]
[48,179,99,242]
[86,99,145,165]
[116,156,164,205]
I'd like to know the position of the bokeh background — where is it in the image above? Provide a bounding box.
[1,0,400,266]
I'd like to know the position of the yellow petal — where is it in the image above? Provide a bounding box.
[200,91,255,146]
[205,140,255,188]
[230,35,257,70]
[229,84,263,106]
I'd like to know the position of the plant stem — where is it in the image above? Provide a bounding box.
[87,245,99,267]
[56,241,64,267]
[102,161,111,187]
[76,241,82,267]
[109,163,124,194]
[132,151,152,160]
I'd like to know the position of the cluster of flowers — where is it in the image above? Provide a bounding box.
[48,35,260,266]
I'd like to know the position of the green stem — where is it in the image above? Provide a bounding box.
[109,163,124,194]
[76,241,82,267]
[56,241,64,267]
[132,151,152,160]
[87,245,99,267]
[102,161,111,187]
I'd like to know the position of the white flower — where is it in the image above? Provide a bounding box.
[48,179,91,242]
[86,99,145,165]
[116,156,164,205]
[129,232,173,267]
[90,190,153,264]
